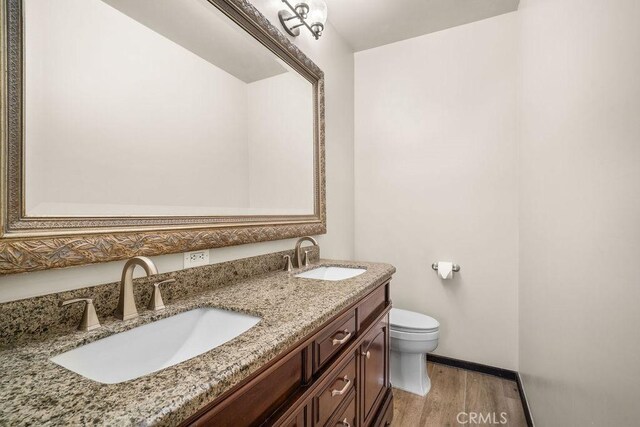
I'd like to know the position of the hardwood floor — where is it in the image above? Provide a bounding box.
[392,362,527,427]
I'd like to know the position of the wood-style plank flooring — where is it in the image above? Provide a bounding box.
[392,362,527,427]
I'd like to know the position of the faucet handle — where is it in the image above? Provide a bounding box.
[60,297,101,332]
[283,255,293,272]
[303,250,312,267]
[148,279,175,311]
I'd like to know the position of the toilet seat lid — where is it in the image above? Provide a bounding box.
[390,308,439,332]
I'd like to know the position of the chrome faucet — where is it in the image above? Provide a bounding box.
[115,256,158,321]
[294,236,318,268]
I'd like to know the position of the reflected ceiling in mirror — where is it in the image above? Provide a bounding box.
[24,0,315,217]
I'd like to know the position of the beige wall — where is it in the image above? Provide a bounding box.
[354,13,519,370]
[247,72,314,212]
[0,2,355,302]
[518,0,640,425]
[26,0,316,217]
[25,0,251,215]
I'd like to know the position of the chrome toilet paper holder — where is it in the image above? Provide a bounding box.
[431,263,461,272]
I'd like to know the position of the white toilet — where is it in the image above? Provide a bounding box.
[389,308,440,396]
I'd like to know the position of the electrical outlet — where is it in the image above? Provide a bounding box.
[184,250,209,268]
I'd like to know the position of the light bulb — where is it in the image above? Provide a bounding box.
[306,0,328,26]
[293,2,310,19]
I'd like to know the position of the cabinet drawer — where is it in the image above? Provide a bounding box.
[357,285,386,330]
[331,394,356,427]
[314,355,357,427]
[313,311,356,371]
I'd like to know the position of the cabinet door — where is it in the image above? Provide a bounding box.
[360,317,389,426]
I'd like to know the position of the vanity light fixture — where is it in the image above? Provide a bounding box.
[278,0,328,39]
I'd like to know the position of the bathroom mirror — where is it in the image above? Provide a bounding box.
[0,0,326,274]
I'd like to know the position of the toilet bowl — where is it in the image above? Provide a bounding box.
[389,308,439,396]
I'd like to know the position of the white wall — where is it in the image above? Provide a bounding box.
[518,0,640,425]
[25,0,251,215]
[26,0,317,217]
[0,1,355,302]
[354,13,519,369]
[247,72,314,213]
[249,0,356,262]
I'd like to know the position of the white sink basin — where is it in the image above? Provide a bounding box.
[50,308,261,384]
[295,266,366,281]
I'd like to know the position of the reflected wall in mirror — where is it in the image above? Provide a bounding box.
[0,0,326,274]
[25,0,314,217]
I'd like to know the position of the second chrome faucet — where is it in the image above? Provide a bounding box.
[284,236,319,272]
[293,236,319,268]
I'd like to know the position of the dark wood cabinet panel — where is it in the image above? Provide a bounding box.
[182,280,392,427]
[190,350,305,427]
[357,286,386,330]
[330,393,356,427]
[370,390,393,427]
[281,404,308,427]
[360,318,389,426]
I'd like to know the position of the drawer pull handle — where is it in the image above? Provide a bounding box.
[362,350,371,359]
[331,376,351,397]
[332,330,352,346]
[339,418,351,427]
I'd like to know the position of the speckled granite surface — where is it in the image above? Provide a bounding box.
[0,256,394,426]
[0,247,318,348]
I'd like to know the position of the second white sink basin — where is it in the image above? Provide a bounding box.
[295,266,366,281]
[50,307,261,384]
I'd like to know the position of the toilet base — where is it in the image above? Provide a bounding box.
[390,350,431,397]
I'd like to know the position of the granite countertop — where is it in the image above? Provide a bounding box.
[0,259,395,426]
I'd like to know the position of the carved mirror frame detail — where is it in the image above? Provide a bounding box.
[0,0,326,274]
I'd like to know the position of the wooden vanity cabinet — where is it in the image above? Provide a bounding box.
[181,280,393,427]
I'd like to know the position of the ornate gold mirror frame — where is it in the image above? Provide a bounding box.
[0,0,325,275]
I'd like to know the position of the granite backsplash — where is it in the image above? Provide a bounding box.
[0,247,319,348]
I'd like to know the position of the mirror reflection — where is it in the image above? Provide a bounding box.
[24,0,315,217]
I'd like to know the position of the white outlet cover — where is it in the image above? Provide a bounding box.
[184,250,209,268]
